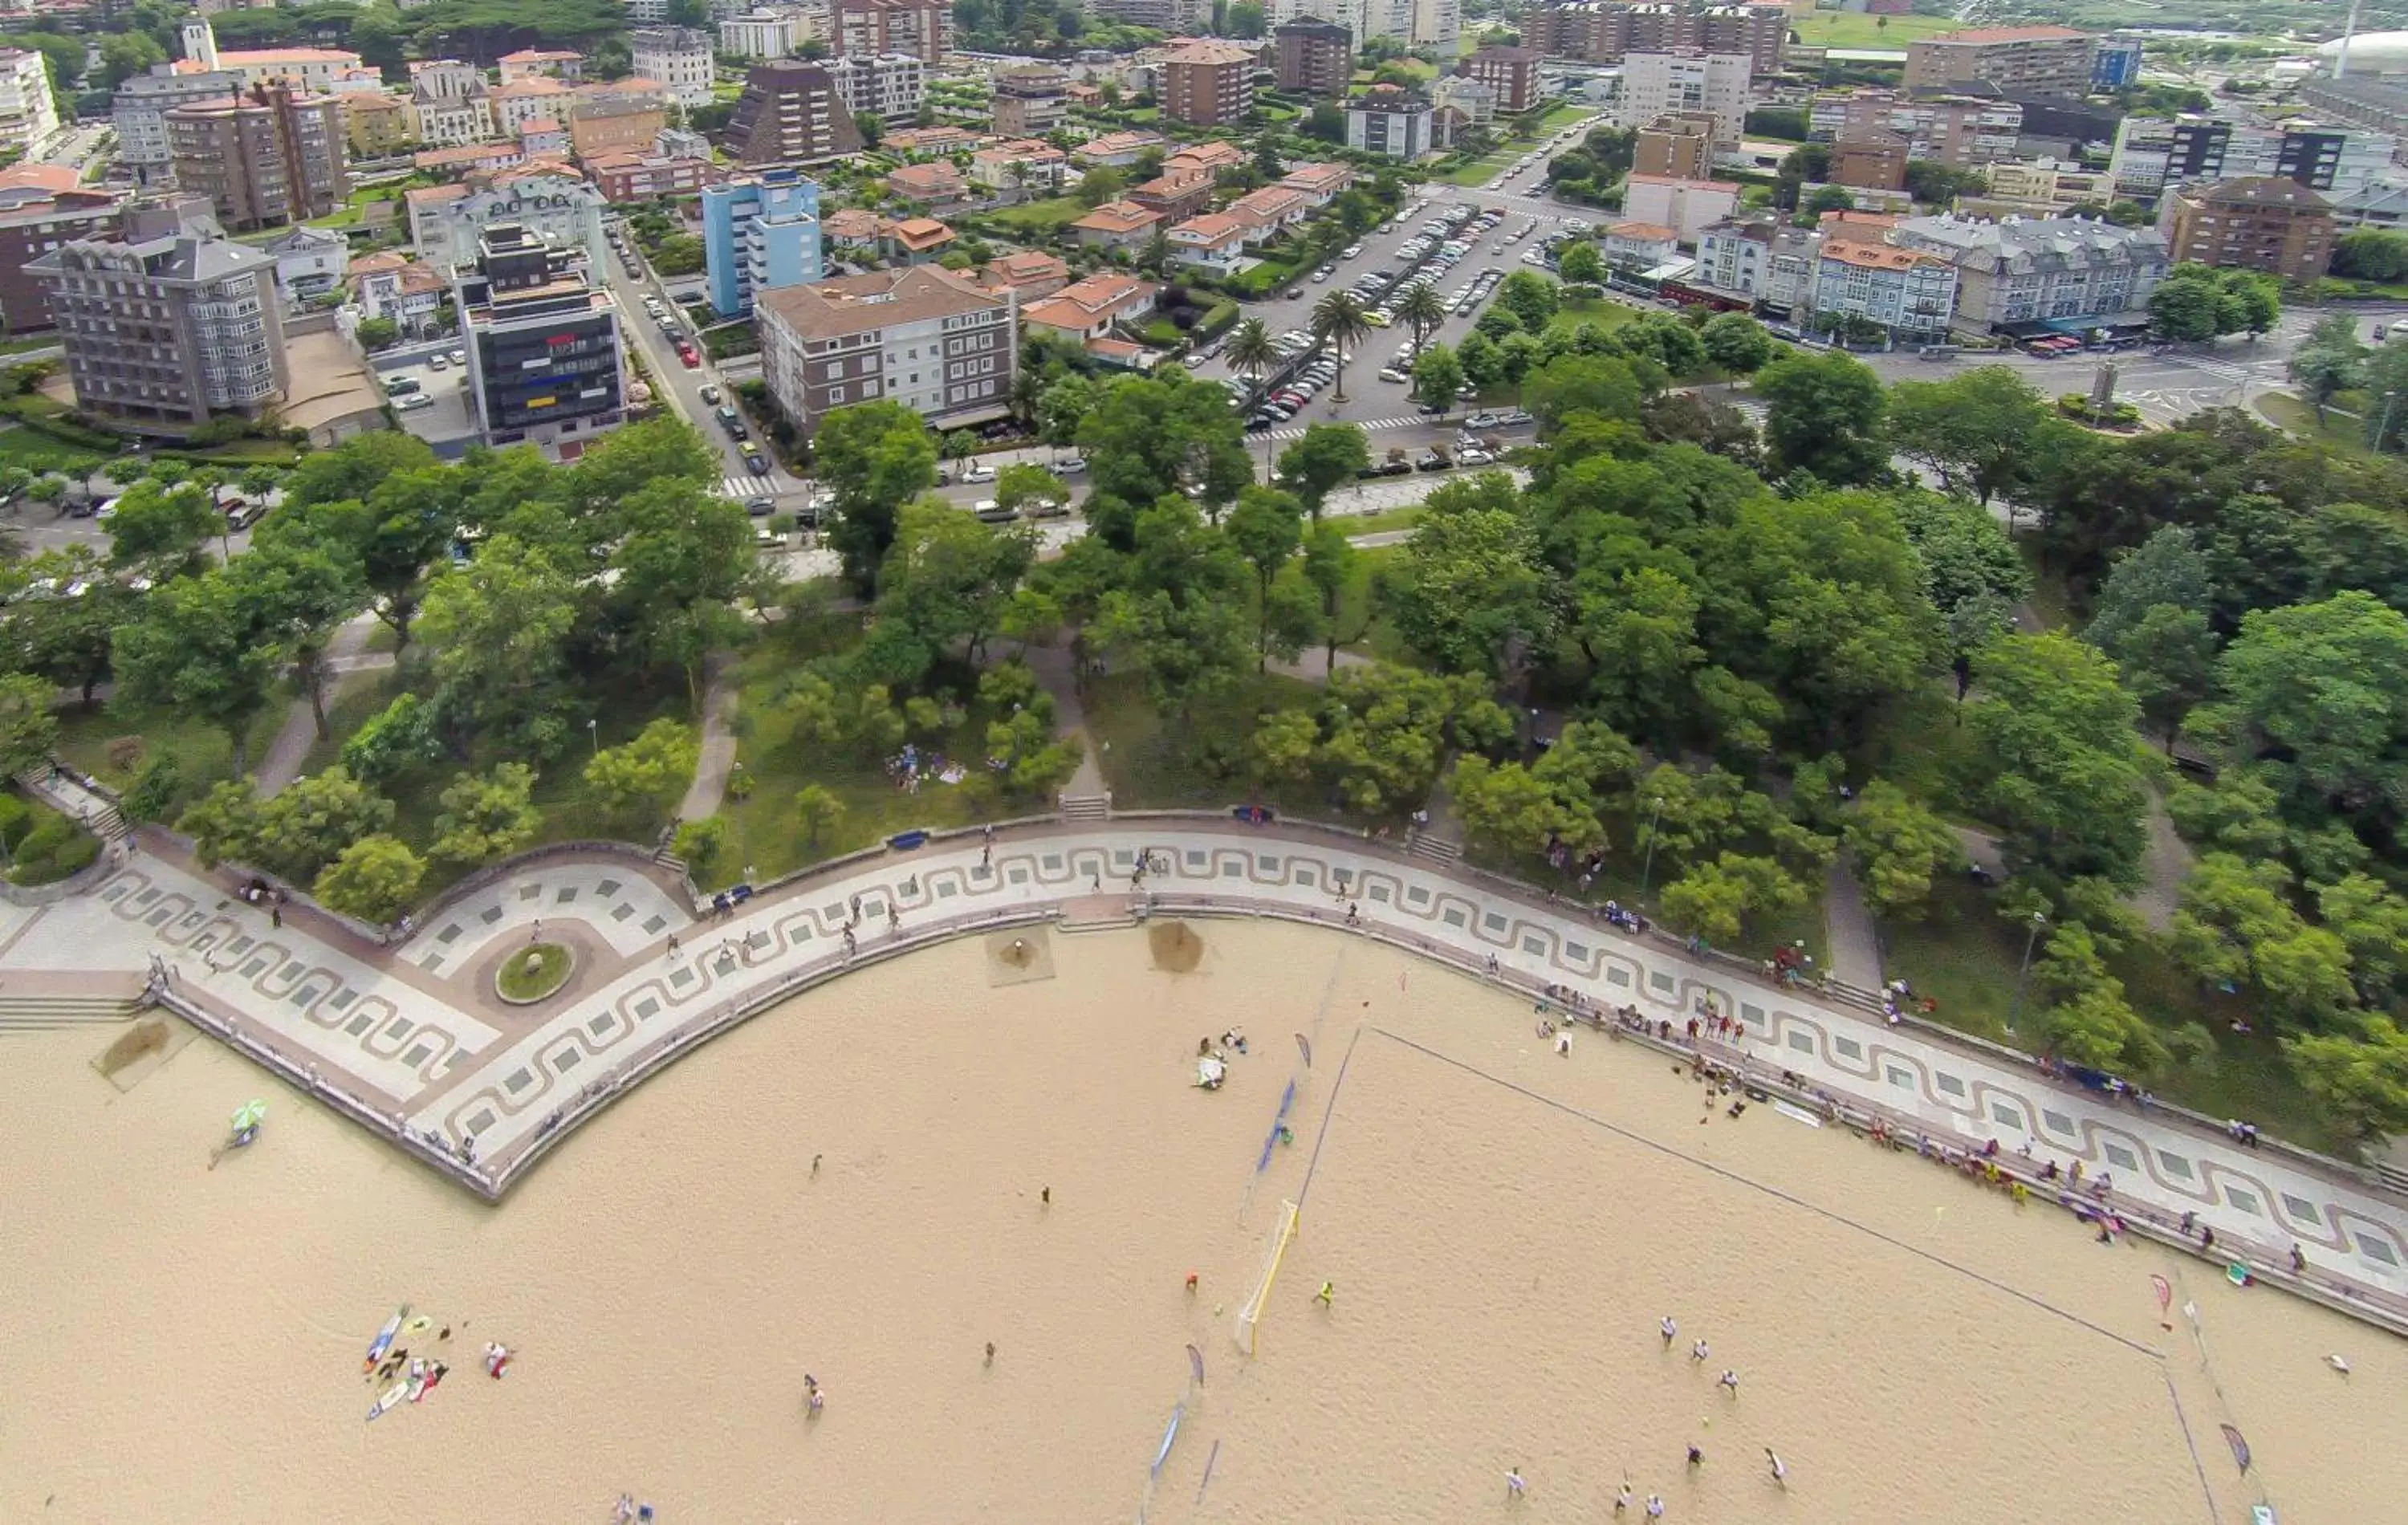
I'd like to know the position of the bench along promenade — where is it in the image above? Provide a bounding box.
[15,806,2408,1336]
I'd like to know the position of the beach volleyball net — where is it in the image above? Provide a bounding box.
[1234,1198,1300,1357]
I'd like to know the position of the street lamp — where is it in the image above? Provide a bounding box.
[2379,389,2402,455]
[587,717,600,757]
[2007,909,2047,1036]
[1637,796,1666,898]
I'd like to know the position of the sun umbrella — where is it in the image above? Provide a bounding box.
[230,1100,267,1133]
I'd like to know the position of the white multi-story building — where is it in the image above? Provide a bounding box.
[410,166,608,272]
[409,92,494,147]
[1347,88,1434,160]
[0,49,59,157]
[1615,51,1751,148]
[722,10,811,57]
[408,57,484,100]
[825,53,926,120]
[631,27,717,108]
[624,0,673,22]
[1349,0,1458,55]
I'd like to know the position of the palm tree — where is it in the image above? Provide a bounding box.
[1393,283,1446,359]
[1226,316,1281,469]
[1310,291,1369,405]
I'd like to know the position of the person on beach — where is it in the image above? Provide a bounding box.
[1660,1316,1677,1348]
[1686,1445,1703,1468]
[1765,1448,1787,1485]
[1040,1185,1050,1207]
[1645,1494,1665,1519]
[985,1341,996,1368]
[1615,1481,1633,1515]
[1505,1469,1526,1500]
[1718,1369,1739,1397]
[1315,1281,1335,1307]
[1186,1271,1199,1295]
[1690,1338,1708,1363]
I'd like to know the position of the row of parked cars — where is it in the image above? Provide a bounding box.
[1244,346,1340,429]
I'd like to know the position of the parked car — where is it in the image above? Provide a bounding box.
[397,392,435,412]
[961,462,996,483]
[384,376,422,396]
[677,342,701,368]
[973,499,1015,523]
[428,354,447,372]
[1312,265,1334,282]
[446,348,466,365]
[1053,456,1088,474]
[1415,449,1451,472]
[700,383,722,404]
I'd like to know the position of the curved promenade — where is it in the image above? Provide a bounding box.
[19,812,2408,1335]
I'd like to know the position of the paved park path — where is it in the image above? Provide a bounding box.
[255,614,392,796]
[1820,854,1884,990]
[674,653,740,824]
[1022,638,1105,798]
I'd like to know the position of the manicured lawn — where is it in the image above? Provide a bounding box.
[2257,391,2374,458]
[1788,10,1954,47]
[494,941,573,1001]
[55,698,288,799]
[985,196,1088,236]
[0,424,104,475]
[1082,669,1350,819]
[1544,296,1639,337]
[1430,154,1517,187]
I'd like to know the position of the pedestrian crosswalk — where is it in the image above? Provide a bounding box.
[719,474,778,499]
[1262,416,1426,441]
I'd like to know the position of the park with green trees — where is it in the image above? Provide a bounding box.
[6,266,2408,1151]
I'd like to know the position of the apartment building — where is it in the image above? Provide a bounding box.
[165,85,348,233]
[826,53,927,121]
[1806,238,1956,337]
[457,223,624,452]
[721,60,864,165]
[584,150,721,202]
[1614,51,1751,148]
[112,66,243,187]
[0,169,124,331]
[2107,115,2396,202]
[489,76,575,136]
[1635,112,1714,177]
[498,48,585,83]
[1694,216,1775,297]
[1352,0,1460,57]
[722,11,811,58]
[567,82,670,157]
[991,64,1069,134]
[1523,2,1787,77]
[2159,177,2336,283]
[0,49,58,157]
[1904,26,2097,101]
[701,169,824,317]
[832,0,949,63]
[1808,87,2021,165]
[1461,45,1543,115]
[27,198,287,432]
[1621,171,1739,244]
[1161,40,1255,127]
[343,92,412,157]
[1832,131,1908,192]
[409,57,482,101]
[758,264,1016,435]
[2297,75,2408,140]
[1432,75,1497,128]
[631,28,716,108]
[1275,18,1352,98]
[1889,212,2168,335]
[410,165,607,272]
[1966,159,2115,216]
[1347,87,1434,160]
[1090,0,1210,30]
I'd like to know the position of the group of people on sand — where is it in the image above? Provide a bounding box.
[1502,1317,1787,1514]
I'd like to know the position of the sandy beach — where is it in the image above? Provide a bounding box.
[3,919,2399,1523]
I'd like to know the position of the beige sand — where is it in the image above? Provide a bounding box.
[2,921,2399,1523]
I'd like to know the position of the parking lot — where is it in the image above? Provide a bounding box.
[380,345,478,450]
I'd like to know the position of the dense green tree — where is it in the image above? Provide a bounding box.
[1965,632,2149,885]
[2287,311,2368,425]
[1520,354,1642,436]
[1223,486,1303,665]
[1698,313,1773,384]
[2113,604,2219,747]
[874,499,1035,677]
[417,535,583,757]
[243,767,396,883]
[1842,780,1964,921]
[2198,591,2408,830]
[607,481,755,697]
[2,547,128,703]
[1386,482,1554,679]
[2316,872,2408,1008]
[340,693,443,787]
[1755,348,1888,486]
[2333,228,2408,282]
[1555,241,1602,285]
[1886,366,2048,504]
[313,834,425,925]
[113,571,283,775]
[1495,270,1560,332]
[814,400,938,593]
[236,541,362,740]
[2170,852,2357,1026]
[1411,344,1466,412]
[794,783,846,851]
[1077,372,1250,548]
[104,480,221,571]
[2286,1015,2408,1142]
[583,718,698,820]
[2085,526,2212,653]
[0,671,57,779]
[430,763,540,867]
[1092,499,1252,716]
[1275,425,1369,518]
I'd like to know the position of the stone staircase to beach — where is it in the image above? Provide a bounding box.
[1405,828,1462,868]
[1058,792,1111,824]
[0,987,142,1031]
[14,768,130,842]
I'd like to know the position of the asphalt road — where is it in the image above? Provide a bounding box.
[598,233,806,504]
